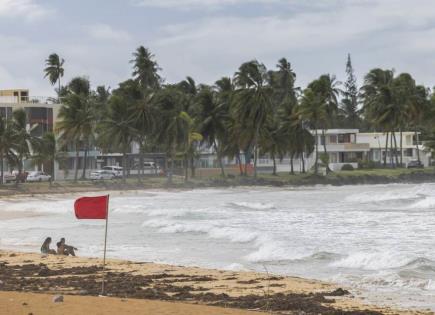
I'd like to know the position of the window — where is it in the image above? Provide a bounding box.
[405,148,413,157]
[329,135,337,144]
[338,134,351,143]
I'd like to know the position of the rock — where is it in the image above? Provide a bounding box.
[22,302,28,306]
[52,295,64,303]
[78,290,88,295]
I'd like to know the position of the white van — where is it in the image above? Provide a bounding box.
[102,166,123,177]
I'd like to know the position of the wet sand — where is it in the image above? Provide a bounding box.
[1,251,428,315]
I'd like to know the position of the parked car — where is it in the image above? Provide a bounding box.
[90,170,115,180]
[102,166,123,177]
[3,173,16,183]
[26,171,51,182]
[407,160,424,169]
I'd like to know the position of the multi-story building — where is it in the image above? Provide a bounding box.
[0,89,60,177]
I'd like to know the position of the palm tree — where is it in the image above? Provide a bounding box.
[44,53,65,101]
[299,88,325,174]
[11,109,34,184]
[0,116,18,185]
[307,75,340,173]
[31,132,57,184]
[361,69,397,167]
[196,87,227,176]
[99,95,137,182]
[152,87,190,184]
[233,60,272,178]
[57,78,95,181]
[130,46,161,90]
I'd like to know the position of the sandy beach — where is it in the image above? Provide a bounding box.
[0,250,429,315]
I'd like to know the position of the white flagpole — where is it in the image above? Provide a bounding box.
[101,194,109,296]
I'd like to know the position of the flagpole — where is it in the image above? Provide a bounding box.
[101,194,109,296]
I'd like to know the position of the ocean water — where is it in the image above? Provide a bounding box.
[1,184,435,310]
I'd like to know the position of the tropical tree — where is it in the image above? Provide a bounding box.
[31,132,57,184]
[56,77,95,181]
[44,53,65,100]
[195,87,227,176]
[130,46,161,90]
[99,95,137,182]
[0,116,18,184]
[299,88,325,174]
[233,60,272,177]
[361,69,397,167]
[152,87,190,183]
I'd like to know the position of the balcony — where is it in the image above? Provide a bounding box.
[325,143,370,152]
[0,95,59,105]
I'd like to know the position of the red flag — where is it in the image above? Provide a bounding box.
[74,195,109,219]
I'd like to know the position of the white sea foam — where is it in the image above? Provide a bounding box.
[228,201,275,210]
[408,197,435,209]
[331,251,412,270]
[2,184,435,310]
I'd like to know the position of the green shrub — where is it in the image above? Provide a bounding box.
[341,164,354,171]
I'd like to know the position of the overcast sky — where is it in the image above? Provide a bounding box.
[1,0,435,96]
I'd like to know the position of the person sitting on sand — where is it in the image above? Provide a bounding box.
[56,237,78,256]
[40,237,56,255]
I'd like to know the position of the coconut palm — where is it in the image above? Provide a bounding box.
[361,69,397,167]
[195,87,227,176]
[130,46,161,90]
[99,95,137,182]
[44,53,65,100]
[233,60,273,177]
[152,87,191,183]
[299,88,325,174]
[57,78,95,181]
[307,75,340,173]
[31,132,57,184]
[0,116,18,184]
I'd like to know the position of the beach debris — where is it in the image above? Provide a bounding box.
[325,288,351,296]
[52,295,64,303]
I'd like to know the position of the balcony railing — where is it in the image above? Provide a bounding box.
[0,96,60,105]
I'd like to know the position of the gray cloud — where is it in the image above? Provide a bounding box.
[2,0,435,97]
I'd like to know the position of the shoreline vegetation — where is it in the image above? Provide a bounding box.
[0,250,425,315]
[0,168,434,197]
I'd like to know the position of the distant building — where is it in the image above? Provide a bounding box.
[0,89,61,177]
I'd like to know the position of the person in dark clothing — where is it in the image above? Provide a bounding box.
[56,237,77,256]
[40,237,56,255]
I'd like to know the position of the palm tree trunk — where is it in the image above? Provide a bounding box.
[253,127,259,178]
[383,132,389,167]
[290,152,294,175]
[74,142,79,181]
[390,131,395,168]
[139,141,145,182]
[301,152,306,173]
[415,127,421,163]
[392,131,399,167]
[122,149,127,183]
[236,152,243,176]
[271,152,277,176]
[214,141,225,177]
[190,155,195,178]
[322,129,331,173]
[0,149,3,185]
[184,155,189,182]
[58,78,61,103]
[400,129,403,166]
[314,128,319,174]
[81,144,88,179]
